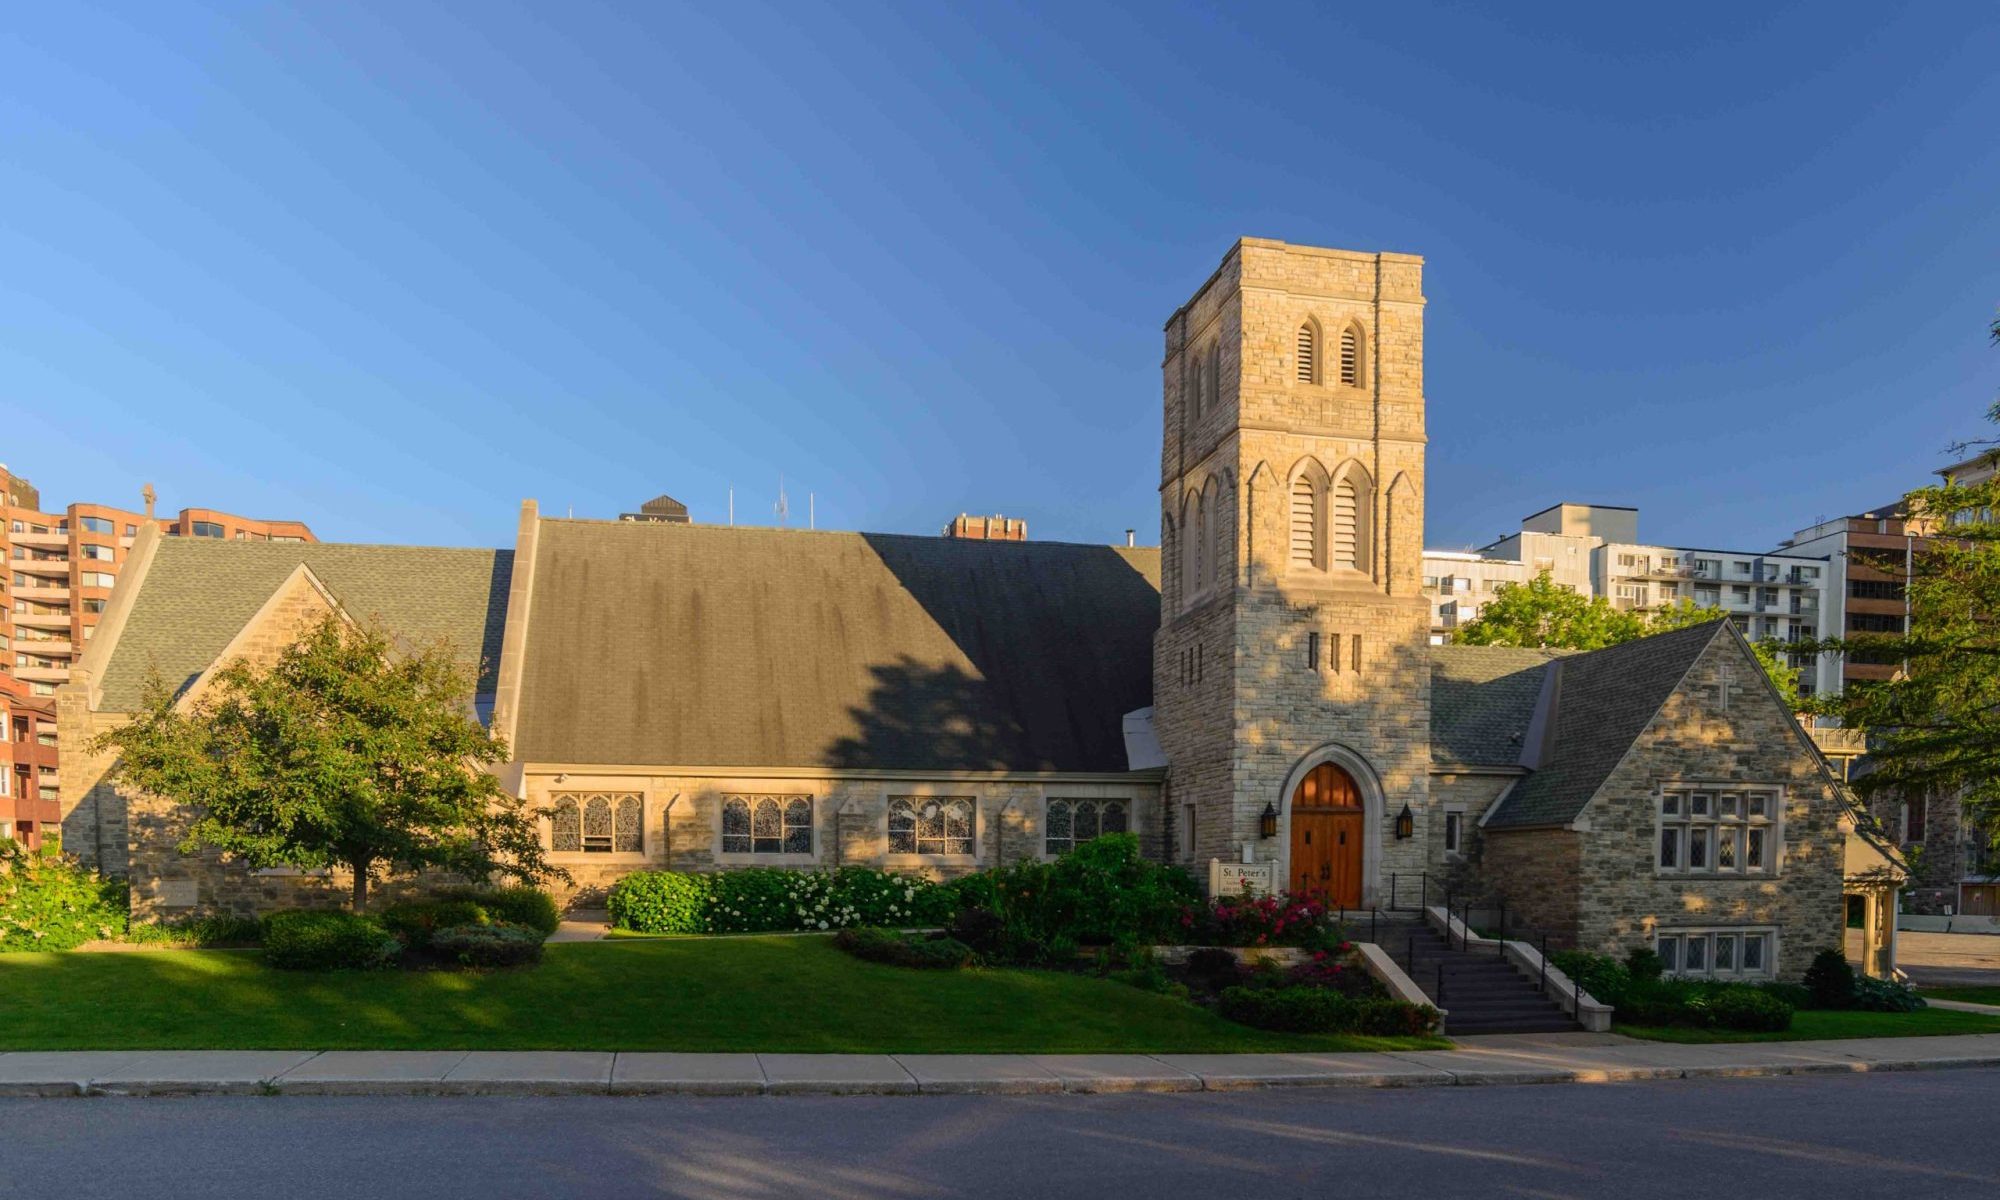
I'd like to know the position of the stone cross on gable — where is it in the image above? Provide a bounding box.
[1717,662,1733,711]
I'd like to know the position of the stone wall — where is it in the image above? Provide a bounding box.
[525,771,1166,907]
[1569,635,1847,980]
[1478,828,1584,945]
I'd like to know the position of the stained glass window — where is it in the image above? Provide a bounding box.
[721,795,813,855]
[1044,798,1130,856]
[890,796,974,855]
[548,791,643,854]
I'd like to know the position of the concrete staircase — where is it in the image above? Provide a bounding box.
[1382,920,1580,1036]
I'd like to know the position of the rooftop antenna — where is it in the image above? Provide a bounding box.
[774,475,789,527]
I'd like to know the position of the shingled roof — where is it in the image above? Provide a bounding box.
[1427,645,1565,768]
[94,540,513,712]
[509,520,1162,772]
[1483,620,1729,829]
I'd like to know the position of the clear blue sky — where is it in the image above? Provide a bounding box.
[3,2,1996,553]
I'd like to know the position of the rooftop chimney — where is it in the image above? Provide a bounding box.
[1125,529,1135,547]
[942,513,1026,541]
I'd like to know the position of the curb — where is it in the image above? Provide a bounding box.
[5,1049,2000,1098]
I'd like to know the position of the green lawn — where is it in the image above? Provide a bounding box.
[1617,1007,2000,1044]
[1920,986,2000,1007]
[0,936,1444,1054]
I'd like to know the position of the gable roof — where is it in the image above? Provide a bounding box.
[510,519,1161,772]
[1482,620,1728,829]
[93,540,513,712]
[1427,645,1564,769]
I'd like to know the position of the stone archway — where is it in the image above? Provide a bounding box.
[1278,744,1386,908]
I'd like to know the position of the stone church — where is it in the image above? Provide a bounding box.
[62,238,1899,980]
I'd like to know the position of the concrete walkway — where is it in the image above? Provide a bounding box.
[7,1031,2000,1097]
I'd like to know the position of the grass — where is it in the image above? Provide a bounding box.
[0,936,1445,1054]
[1920,986,2000,1007]
[1617,1007,2000,1044]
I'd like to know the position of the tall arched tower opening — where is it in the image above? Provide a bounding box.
[1154,239,1430,905]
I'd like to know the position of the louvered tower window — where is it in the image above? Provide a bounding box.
[1339,326,1360,386]
[1332,476,1360,569]
[1296,324,1316,382]
[1290,476,1320,569]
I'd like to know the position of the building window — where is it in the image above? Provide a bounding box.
[1295,323,1317,383]
[77,516,115,535]
[1180,803,1197,860]
[1289,475,1323,570]
[1443,810,1465,857]
[190,521,226,538]
[1338,324,1362,386]
[722,794,813,855]
[80,572,117,588]
[1189,354,1204,417]
[1204,476,1226,591]
[1045,798,1129,857]
[548,791,643,854]
[1656,928,1777,980]
[1206,349,1220,412]
[888,796,974,856]
[1903,794,1927,844]
[81,543,114,561]
[1658,787,1778,876]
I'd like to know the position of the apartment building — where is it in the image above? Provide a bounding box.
[1594,544,1827,695]
[1419,550,1526,642]
[1,464,314,832]
[1775,502,1917,696]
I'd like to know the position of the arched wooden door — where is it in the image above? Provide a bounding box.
[1289,762,1364,906]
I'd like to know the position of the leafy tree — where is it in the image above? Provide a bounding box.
[1646,600,1800,707]
[1455,576,1800,701]
[1809,317,2000,848]
[1455,571,1642,650]
[97,614,565,911]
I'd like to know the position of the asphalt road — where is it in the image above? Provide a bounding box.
[7,1069,1999,1199]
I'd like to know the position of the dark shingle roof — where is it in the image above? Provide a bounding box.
[95,541,513,712]
[1428,645,1564,768]
[511,520,1161,772]
[1484,621,1726,829]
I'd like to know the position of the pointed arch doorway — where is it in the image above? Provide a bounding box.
[1289,761,1365,906]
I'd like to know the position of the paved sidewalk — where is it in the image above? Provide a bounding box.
[5,1031,2000,1097]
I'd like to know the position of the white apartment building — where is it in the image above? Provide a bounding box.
[1423,502,1828,695]
[1419,550,1527,643]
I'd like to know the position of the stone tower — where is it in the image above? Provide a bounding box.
[1154,238,1431,906]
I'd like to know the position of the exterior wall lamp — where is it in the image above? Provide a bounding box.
[1259,803,1278,840]
[1394,803,1414,840]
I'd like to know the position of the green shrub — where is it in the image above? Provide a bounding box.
[122,914,264,948]
[1759,981,1812,1010]
[1550,950,1632,1006]
[379,899,489,949]
[433,886,561,936]
[1702,985,1793,1031]
[608,871,715,933]
[972,835,1199,963]
[1624,946,1665,982]
[261,909,401,970]
[0,840,126,952]
[832,927,975,970]
[1218,985,1440,1036]
[1804,948,1857,1009]
[1851,975,1926,1012]
[429,921,545,968]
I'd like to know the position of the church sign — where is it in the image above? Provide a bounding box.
[1209,859,1277,898]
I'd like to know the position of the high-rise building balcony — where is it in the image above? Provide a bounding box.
[14,665,69,683]
[12,585,69,603]
[9,530,66,548]
[10,610,71,629]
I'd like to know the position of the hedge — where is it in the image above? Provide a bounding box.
[1217,985,1441,1036]
[261,909,402,970]
[607,867,950,935]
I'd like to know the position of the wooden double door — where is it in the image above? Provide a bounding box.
[1288,762,1365,907]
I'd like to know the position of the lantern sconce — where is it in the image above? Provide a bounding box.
[1259,803,1279,840]
[1394,803,1415,841]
